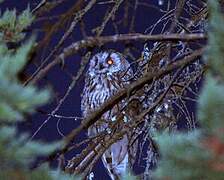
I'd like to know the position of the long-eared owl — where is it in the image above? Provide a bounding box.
[81,50,137,179]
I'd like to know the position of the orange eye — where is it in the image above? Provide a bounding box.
[107,58,114,65]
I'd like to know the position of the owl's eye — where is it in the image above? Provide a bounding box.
[107,58,114,65]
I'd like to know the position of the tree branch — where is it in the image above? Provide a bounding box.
[30,33,206,84]
[38,47,205,165]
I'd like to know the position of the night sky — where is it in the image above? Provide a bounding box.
[1,0,177,179]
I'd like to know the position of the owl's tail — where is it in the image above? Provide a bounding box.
[101,135,133,180]
[102,153,128,180]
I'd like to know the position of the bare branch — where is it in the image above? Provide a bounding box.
[38,47,204,165]
[30,33,206,84]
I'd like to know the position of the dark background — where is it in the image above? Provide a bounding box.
[1,0,177,179]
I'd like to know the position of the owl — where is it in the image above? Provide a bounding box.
[81,50,138,179]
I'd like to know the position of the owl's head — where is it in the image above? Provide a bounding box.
[88,51,131,77]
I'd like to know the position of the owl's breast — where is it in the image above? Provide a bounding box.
[81,75,126,118]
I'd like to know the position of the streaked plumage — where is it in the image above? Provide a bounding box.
[81,50,136,179]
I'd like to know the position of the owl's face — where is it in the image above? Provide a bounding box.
[88,51,130,77]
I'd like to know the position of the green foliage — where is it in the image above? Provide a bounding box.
[0,38,50,122]
[198,74,224,138]
[0,7,34,42]
[0,126,63,169]
[0,41,8,54]
[0,165,77,180]
[0,4,75,180]
[200,0,224,138]
[0,168,53,180]
[153,132,218,180]
[206,0,224,79]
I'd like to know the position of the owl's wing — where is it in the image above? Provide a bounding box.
[81,73,93,117]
